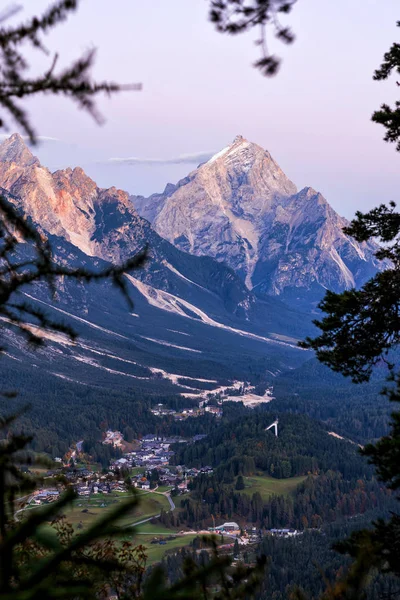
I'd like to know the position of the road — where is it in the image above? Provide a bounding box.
[125,488,175,528]
[163,491,175,510]
[126,515,161,527]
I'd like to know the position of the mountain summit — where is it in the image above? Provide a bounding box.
[134,135,297,289]
[0,133,39,167]
[0,135,146,261]
[133,136,381,305]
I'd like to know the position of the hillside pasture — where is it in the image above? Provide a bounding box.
[241,475,306,500]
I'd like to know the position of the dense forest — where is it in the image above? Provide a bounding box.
[172,412,373,479]
[273,359,391,444]
[160,411,397,531]
[158,513,399,599]
[164,469,395,531]
[0,357,219,458]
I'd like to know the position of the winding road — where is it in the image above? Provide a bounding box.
[125,488,175,529]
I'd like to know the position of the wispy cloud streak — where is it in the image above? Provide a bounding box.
[0,133,59,143]
[104,151,215,166]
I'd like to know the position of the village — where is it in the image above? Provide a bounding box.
[109,432,213,492]
[150,403,223,419]
[24,426,302,548]
[28,431,212,504]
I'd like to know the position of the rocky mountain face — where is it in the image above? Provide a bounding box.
[133,135,381,306]
[0,133,148,263]
[0,134,248,305]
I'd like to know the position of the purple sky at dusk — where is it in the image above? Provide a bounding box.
[7,0,400,219]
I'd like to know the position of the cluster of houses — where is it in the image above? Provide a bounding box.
[211,521,241,535]
[130,464,215,493]
[65,468,128,496]
[208,523,299,543]
[207,522,261,545]
[102,430,124,447]
[75,479,127,497]
[110,433,184,471]
[110,433,204,470]
[268,528,302,538]
[30,489,60,505]
[108,433,213,493]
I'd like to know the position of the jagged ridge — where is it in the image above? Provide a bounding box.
[133,135,381,306]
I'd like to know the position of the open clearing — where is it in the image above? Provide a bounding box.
[134,521,180,535]
[60,490,170,529]
[241,475,306,500]
[156,485,173,493]
[135,534,199,564]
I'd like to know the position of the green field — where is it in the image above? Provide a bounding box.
[241,475,306,500]
[135,534,199,564]
[134,521,179,535]
[156,485,173,493]
[60,491,171,529]
[131,467,145,476]
[136,532,230,564]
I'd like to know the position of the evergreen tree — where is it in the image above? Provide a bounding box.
[299,72,400,600]
[235,475,245,491]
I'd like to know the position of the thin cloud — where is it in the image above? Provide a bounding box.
[104,151,215,166]
[0,133,60,143]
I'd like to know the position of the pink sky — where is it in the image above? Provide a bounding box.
[9,0,400,219]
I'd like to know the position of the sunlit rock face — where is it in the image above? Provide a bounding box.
[0,133,148,262]
[133,135,381,305]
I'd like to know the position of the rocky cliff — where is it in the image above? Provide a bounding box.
[133,135,381,306]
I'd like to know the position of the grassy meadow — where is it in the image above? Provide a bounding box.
[55,490,170,529]
[241,475,307,500]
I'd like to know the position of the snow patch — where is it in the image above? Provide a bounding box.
[3,352,22,362]
[140,336,202,353]
[167,329,191,337]
[73,355,149,379]
[126,275,301,350]
[53,373,88,385]
[23,294,129,340]
[162,260,208,291]
[207,146,230,164]
[150,367,217,385]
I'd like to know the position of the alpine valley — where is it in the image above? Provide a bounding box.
[0,133,387,453]
[3,132,397,598]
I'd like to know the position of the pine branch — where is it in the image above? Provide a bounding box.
[209,0,296,76]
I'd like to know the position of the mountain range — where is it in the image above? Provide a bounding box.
[0,133,382,403]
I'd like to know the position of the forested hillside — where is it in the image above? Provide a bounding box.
[273,359,391,444]
[166,411,396,531]
[172,412,371,478]
[160,513,399,599]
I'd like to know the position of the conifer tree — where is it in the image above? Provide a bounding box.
[299,28,400,599]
